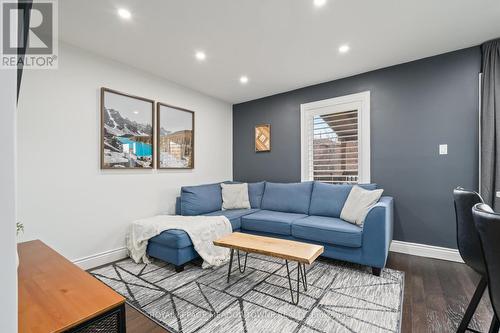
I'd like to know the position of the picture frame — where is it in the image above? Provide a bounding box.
[156,102,195,169]
[255,124,271,152]
[100,87,155,169]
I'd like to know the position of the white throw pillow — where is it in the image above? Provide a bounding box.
[340,185,384,225]
[221,183,251,210]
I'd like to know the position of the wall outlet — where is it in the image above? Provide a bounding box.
[439,144,448,155]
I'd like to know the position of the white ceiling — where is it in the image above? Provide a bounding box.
[59,0,500,104]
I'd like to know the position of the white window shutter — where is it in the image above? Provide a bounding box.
[309,110,359,184]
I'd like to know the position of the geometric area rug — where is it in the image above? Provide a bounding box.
[90,254,404,333]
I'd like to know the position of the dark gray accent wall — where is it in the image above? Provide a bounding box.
[233,47,481,249]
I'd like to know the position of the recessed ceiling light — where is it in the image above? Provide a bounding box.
[195,51,206,61]
[117,8,131,20]
[314,0,327,7]
[338,44,350,54]
[133,111,139,114]
[239,76,249,84]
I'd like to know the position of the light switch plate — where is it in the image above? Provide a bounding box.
[496,191,500,198]
[439,144,448,155]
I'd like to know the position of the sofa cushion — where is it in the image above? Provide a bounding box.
[260,182,313,214]
[149,229,193,249]
[180,183,222,215]
[241,210,307,236]
[292,216,363,248]
[204,208,259,230]
[248,181,266,208]
[308,182,378,218]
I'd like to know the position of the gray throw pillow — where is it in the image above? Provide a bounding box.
[340,185,384,225]
[221,183,251,210]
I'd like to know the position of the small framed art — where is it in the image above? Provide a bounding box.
[255,124,271,152]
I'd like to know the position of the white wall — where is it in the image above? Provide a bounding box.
[0,67,17,330]
[17,43,233,268]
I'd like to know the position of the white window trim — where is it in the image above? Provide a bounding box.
[300,91,371,183]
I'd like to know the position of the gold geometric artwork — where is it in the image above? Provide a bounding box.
[255,124,271,152]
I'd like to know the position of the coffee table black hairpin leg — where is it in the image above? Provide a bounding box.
[285,260,308,305]
[237,250,248,273]
[227,249,248,283]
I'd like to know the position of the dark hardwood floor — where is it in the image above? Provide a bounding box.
[125,252,494,333]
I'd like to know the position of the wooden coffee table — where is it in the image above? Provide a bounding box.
[214,232,324,305]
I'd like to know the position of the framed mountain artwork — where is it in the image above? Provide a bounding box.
[100,88,155,169]
[157,102,194,169]
[255,124,271,152]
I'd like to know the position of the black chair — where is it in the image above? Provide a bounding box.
[453,187,488,332]
[472,203,500,333]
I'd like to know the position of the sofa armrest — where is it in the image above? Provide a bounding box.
[361,196,394,268]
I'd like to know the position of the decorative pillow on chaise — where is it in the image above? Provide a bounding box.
[340,185,384,225]
[221,183,251,210]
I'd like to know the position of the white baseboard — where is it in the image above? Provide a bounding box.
[390,240,463,263]
[71,241,462,270]
[72,247,127,270]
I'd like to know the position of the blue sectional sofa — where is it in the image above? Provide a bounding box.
[147,181,394,275]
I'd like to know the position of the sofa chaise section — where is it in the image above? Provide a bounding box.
[147,182,264,271]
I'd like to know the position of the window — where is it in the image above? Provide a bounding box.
[300,91,370,184]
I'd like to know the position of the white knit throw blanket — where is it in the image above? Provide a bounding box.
[126,215,232,268]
